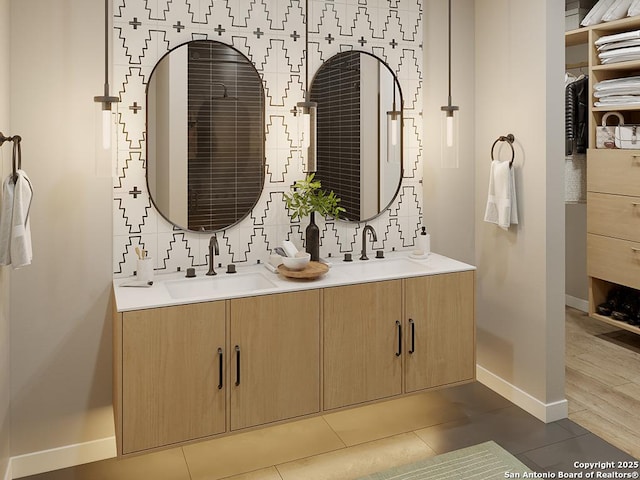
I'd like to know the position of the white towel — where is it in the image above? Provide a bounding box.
[484,160,518,230]
[0,170,33,268]
[0,176,14,265]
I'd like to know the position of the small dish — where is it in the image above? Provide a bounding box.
[281,252,311,271]
[278,261,329,279]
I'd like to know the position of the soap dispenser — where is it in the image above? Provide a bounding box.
[413,226,430,258]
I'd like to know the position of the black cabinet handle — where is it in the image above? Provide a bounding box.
[396,320,402,357]
[409,319,415,354]
[217,348,223,390]
[235,345,241,386]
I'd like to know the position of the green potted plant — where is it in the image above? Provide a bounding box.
[283,173,345,261]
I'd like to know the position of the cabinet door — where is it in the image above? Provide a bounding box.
[230,290,320,431]
[323,280,403,410]
[404,271,475,393]
[121,302,226,454]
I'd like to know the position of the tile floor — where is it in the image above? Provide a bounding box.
[21,308,639,480]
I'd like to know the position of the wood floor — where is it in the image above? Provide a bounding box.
[566,306,640,459]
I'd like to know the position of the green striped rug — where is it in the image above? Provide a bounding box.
[357,441,533,480]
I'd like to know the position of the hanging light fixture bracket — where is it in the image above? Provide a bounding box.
[94,0,120,111]
[441,104,459,116]
[440,0,458,116]
[297,100,317,113]
[297,0,317,173]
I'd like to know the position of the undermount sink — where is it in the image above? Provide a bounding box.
[164,271,277,300]
[332,257,428,277]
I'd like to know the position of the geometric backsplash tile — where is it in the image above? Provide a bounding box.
[113,0,423,276]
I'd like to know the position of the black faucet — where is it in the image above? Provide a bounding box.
[360,225,377,261]
[206,234,220,276]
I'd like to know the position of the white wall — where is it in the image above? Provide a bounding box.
[423,0,476,265]
[426,0,566,421]
[9,0,115,468]
[1,0,12,475]
[474,0,566,418]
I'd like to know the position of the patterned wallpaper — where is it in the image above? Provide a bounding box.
[112,0,423,276]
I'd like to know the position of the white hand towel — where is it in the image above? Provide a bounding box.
[0,175,15,265]
[484,160,518,230]
[11,170,33,268]
[0,170,33,268]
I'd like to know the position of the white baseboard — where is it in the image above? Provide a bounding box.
[477,365,568,423]
[565,294,588,313]
[2,459,10,480]
[9,436,116,479]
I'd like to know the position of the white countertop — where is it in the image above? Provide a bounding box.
[113,251,476,312]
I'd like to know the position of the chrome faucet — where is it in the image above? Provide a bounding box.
[206,234,220,276]
[360,225,377,261]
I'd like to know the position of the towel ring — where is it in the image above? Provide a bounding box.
[490,133,515,168]
[12,136,22,183]
[0,132,22,183]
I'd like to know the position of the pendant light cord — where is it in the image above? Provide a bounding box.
[447,0,452,106]
[103,0,110,95]
[94,0,118,104]
[304,0,309,101]
[441,0,457,114]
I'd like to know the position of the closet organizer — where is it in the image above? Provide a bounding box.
[568,15,640,335]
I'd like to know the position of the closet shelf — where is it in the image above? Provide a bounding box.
[592,105,640,112]
[565,28,588,47]
[591,312,640,335]
[583,15,640,336]
[592,59,640,72]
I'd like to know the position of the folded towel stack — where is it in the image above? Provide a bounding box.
[596,29,640,65]
[0,170,33,268]
[593,76,640,107]
[592,30,640,107]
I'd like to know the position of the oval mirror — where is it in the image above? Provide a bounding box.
[146,40,265,232]
[309,51,403,222]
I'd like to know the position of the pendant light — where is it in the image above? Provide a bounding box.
[387,83,401,148]
[297,0,317,173]
[440,0,459,168]
[94,0,119,150]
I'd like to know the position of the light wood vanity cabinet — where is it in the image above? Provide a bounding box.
[115,290,320,455]
[229,290,320,430]
[404,271,475,392]
[323,271,475,410]
[323,280,403,410]
[119,302,227,454]
[114,269,475,455]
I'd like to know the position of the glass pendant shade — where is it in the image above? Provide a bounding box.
[440,109,459,169]
[94,101,118,176]
[297,101,317,173]
[102,107,112,149]
[387,110,400,147]
[93,0,119,175]
[386,110,401,163]
[440,0,459,169]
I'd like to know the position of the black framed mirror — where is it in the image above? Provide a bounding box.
[310,51,403,222]
[146,40,265,232]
